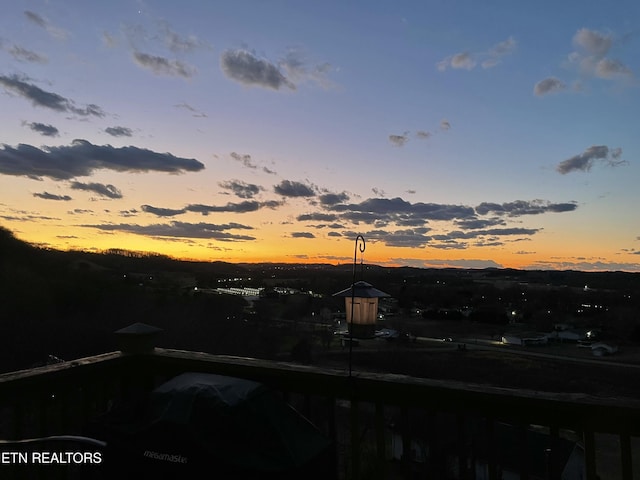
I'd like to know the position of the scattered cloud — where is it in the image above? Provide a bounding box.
[278,48,334,89]
[569,30,633,80]
[221,47,332,91]
[297,213,339,222]
[83,221,256,241]
[23,11,47,28]
[299,196,580,250]
[117,209,137,217]
[0,74,106,117]
[437,37,516,71]
[70,181,123,199]
[33,192,72,201]
[221,49,295,90]
[174,102,207,118]
[428,228,540,244]
[573,28,612,57]
[24,10,69,40]
[219,180,263,199]
[556,146,626,174]
[0,139,205,180]
[318,192,350,206]
[534,77,566,96]
[23,121,59,137]
[290,232,315,239]
[455,218,506,230]
[105,126,133,137]
[438,52,475,71]
[595,58,632,78]
[102,31,118,48]
[5,44,48,63]
[390,120,451,147]
[329,197,475,222]
[228,152,277,175]
[159,21,209,54]
[230,152,258,169]
[141,205,185,217]
[0,213,60,223]
[482,36,517,68]
[274,180,316,197]
[69,208,95,215]
[138,200,282,217]
[186,200,274,215]
[133,51,196,78]
[475,200,578,216]
[360,228,433,248]
[119,18,211,54]
[389,133,409,147]
[538,28,633,95]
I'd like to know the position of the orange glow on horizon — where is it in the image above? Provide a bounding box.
[5,221,638,273]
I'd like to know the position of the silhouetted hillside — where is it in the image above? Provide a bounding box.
[1,224,639,378]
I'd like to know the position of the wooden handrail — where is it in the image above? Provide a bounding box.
[0,348,639,479]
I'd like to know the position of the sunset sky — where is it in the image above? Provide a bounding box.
[1,1,639,271]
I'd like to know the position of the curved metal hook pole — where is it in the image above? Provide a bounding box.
[349,235,365,378]
[352,234,366,284]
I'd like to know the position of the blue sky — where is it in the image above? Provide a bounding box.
[1,0,639,271]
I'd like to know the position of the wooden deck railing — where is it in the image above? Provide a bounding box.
[1,346,639,479]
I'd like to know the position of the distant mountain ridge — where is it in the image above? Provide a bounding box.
[1,225,639,291]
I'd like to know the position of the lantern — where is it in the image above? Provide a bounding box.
[333,281,389,338]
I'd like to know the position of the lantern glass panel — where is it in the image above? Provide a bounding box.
[345,297,378,325]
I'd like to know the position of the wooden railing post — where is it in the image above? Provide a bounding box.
[350,397,360,479]
[375,401,386,477]
[426,411,442,478]
[486,417,498,480]
[547,425,561,480]
[620,431,633,480]
[401,407,411,478]
[457,413,468,480]
[326,396,339,480]
[517,421,529,480]
[583,429,597,480]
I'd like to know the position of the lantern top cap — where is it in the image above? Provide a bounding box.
[333,280,390,298]
[115,322,163,336]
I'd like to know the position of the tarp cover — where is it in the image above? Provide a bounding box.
[87,372,334,479]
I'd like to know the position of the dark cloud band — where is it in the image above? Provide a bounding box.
[0,139,205,180]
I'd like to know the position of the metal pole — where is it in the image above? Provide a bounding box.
[349,235,365,377]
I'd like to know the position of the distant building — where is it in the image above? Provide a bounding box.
[273,286,299,295]
[549,324,590,342]
[215,287,264,297]
[501,333,548,346]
